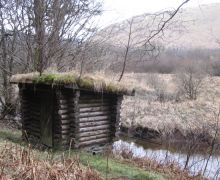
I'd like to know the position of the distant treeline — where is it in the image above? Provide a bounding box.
[104,47,220,76]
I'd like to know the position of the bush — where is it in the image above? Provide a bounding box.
[175,62,205,100]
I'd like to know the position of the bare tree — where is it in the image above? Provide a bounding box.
[0,0,102,118]
[118,18,134,81]
[175,62,205,100]
[117,0,190,81]
[33,0,45,74]
[6,0,102,73]
[0,0,20,117]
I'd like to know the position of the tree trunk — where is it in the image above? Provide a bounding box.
[34,0,45,74]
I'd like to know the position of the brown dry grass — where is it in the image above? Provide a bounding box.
[120,73,220,138]
[0,142,100,180]
[114,146,205,180]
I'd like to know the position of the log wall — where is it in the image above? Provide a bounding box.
[19,84,122,149]
[111,95,123,139]
[20,87,41,141]
[75,92,119,148]
[56,89,79,149]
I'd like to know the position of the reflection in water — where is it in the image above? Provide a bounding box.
[113,140,220,179]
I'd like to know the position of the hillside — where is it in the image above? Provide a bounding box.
[98,3,220,49]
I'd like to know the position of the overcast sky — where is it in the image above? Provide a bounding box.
[97,0,220,27]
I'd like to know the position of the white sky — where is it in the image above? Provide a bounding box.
[98,0,220,27]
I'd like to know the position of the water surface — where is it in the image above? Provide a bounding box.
[113,139,220,179]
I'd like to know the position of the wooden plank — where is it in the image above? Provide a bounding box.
[61,134,70,139]
[60,119,72,125]
[79,99,110,104]
[61,125,71,130]
[79,95,102,99]
[79,124,110,133]
[61,130,71,134]
[58,109,75,115]
[79,134,110,142]
[59,104,74,110]
[78,120,110,128]
[79,103,110,108]
[77,129,110,137]
[79,111,111,118]
[78,137,109,147]
[59,99,75,104]
[60,113,75,119]
[40,92,53,147]
[112,95,123,137]
[79,115,111,123]
[79,95,111,100]
[79,106,110,113]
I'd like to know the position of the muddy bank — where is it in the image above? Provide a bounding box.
[120,125,215,145]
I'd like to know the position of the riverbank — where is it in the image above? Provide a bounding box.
[0,127,203,179]
[120,73,220,143]
[114,139,220,179]
[120,125,214,146]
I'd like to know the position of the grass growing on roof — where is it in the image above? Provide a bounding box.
[11,72,135,95]
[33,73,78,84]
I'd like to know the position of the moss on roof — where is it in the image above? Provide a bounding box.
[10,72,135,95]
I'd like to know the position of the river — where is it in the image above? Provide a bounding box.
[113,138,220,179]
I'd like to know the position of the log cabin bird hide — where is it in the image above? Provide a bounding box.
[10,72,135,149]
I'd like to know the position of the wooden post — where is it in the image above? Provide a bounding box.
[57,89,78,149]
[19,87,28,141]
[112,95,123,139]
[73,90,80,148]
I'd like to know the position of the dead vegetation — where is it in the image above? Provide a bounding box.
[114,144,205,180]
[120,73,220,141]
[0,142,101,180]
[0,129,194,180]
[0,138,205,180]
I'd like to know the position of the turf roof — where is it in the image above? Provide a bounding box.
[10,72,135,96]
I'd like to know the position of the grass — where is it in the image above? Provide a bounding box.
[120,73,220,139]
[0,127,205,179]
[10,71,135,95]
[78,152,163,180]
[0,128,22,143]
[0,128,163,179]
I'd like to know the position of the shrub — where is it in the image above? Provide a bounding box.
[175,62,205,100]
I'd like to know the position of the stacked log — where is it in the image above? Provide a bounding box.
[56,89,79,148]
[111,96,123,139]
[19,84,122,149]
[53,94,62,148]
[20,89,41,140]
[75,93,115,148]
